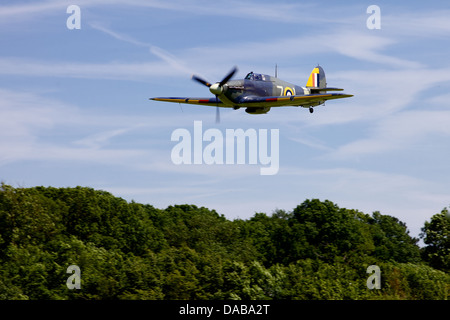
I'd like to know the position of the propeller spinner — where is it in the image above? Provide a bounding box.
[191,66,238,123]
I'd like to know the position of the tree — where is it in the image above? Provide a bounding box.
[0,185,448,300]
[292,199,375,263]
[420,208,450,272]
[0,184,64,252]
[369,211,421,263]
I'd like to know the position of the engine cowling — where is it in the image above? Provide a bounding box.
[245,107,271,114]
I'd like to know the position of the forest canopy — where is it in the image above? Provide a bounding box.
[0,184,448,300]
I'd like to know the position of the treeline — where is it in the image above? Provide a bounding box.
[0,184,448,299]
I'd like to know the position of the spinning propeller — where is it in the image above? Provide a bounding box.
[191,66,238,123]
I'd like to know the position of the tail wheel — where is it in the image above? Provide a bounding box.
[309,107,314,113]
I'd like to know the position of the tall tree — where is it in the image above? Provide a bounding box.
[369,211,421,263]
[420,208,450,272]
[292,199,375,263]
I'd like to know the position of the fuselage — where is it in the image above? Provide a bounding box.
[221,72,308,107]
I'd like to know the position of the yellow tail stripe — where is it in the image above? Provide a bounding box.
[306,67,320,87]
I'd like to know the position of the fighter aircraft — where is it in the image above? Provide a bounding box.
[150,65,353,122]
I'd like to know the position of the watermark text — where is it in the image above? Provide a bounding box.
[366,265,381,289]
[66,265,81,289]
[171,121,279,175]
[66,5,81,30]
[366,5,381,30]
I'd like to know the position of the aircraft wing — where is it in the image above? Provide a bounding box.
[150,97,231,107]
[151,93,353,108]
[237,93,353,108]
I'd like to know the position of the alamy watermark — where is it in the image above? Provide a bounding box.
[366,265,381,289]
[66,265,81,289]
[66,5,81,30]
[366,5,381,30]
[171,121,279,175]
[64,263,380,291]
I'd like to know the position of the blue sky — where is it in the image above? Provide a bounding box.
[1,0,450,240]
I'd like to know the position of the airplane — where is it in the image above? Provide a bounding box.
[150,65,353,122]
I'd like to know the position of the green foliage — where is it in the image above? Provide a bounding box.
[377,262,449,299]
[420,208,450,272]
[370,211,421,263]
[292,199,376,264]
[0,184,448,300]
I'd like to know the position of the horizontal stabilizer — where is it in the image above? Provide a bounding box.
[310,87,344,93]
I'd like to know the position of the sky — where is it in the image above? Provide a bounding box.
[1,0,450,241]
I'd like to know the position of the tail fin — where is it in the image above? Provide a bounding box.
[306,65,326,89]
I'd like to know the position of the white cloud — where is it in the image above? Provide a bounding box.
[0,88,271,179]
[0,88,158,166]
[0,0,318,26]
[383,9,450,38]
[181,28,425,77]
[0,57,177,80]
[0,22,433,88]
[74,127,139,149]
[319,32,423,69]
[90,23,197,76]
[328,109,450,159]
[298,65,450,128]
[0,1,64,20]
[0,88,72,137]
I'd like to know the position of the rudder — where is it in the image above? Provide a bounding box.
[306,65,326,88]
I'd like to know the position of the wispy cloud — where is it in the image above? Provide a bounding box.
[181,29,424,80]
[0,20,429,84]
[90,23,195,75]
[0,88,76,164]
[89,23,150,48]
[0,87,265,178]
[329,110,450,159]
[0,88,157,166]
[0,57,176,80]
[0,1,64,20]
[383,9,450,39]
[318,31,423,69]
[74,127,139,149]
[0,0,318,27]
[0,22,195,80]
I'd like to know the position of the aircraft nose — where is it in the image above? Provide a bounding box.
[209,83,223,95]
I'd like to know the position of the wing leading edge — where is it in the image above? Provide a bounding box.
[150,97,232,107]
[151,93,352,108]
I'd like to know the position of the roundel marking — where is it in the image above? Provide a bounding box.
[284,87,294,96]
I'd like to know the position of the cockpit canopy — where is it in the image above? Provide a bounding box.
[245,72,270,81]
